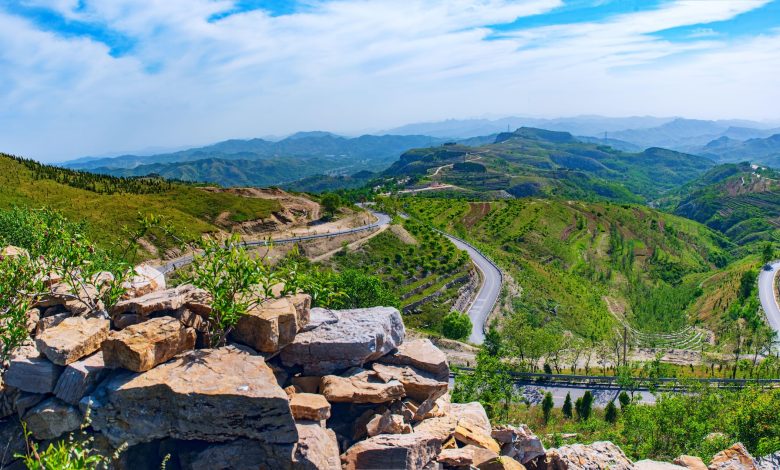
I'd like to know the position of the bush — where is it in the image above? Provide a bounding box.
[442,311,472,341]
[576,391,593,421]
[618,391,631,410]
[542,392,554,424]
[605,401,618,423]
[562,393,573,419]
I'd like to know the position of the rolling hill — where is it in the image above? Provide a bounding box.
[695,134,780,167]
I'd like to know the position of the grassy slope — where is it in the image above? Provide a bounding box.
[402,197,732,340]
[0,154,279,256]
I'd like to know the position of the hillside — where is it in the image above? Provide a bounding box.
[660,163,780,247]
[0,153,287,258]
[401,197,733,343]
[696,134,780,167]
[385,127,713,202]
[65,133,446,187]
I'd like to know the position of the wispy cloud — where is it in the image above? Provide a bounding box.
[0,0,778,161]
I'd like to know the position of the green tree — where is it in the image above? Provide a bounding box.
[762,242,774,264]
[321,193,341,218]
[442,311,472,341]
[484,326,503,356]
[542,392,554,424]
[330,270,399,309]
[605,401,618,423]
[618,391,631,410]
[562,393,573,419]
[452,349,516,421]
[576,391,593,421]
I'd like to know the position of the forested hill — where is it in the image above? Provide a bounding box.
[385,127,714,202]
[0,153,279,258]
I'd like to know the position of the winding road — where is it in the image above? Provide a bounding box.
[758,261,780,340]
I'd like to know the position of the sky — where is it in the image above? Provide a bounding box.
[1,0,780,162]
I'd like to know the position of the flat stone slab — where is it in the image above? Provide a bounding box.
[378,338,450,381]
[54,352,110,405]
[5,355,64,394]
[280,307,404,375]
[111,284,211,318]
[320,368,405,404]
[232,295,310,353]
[372,363,448,402]
[289,393,331,422]
[342,432,442,470]
[35,316,109,365]
[86,346,298,447]
[102,316,196,372]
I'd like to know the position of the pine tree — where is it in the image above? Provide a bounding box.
[542,392,554,424]
[618,391,630,410]
[562,392,573,419]
[605,401,618,423]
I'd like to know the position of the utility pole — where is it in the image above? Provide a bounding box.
[623,326,628,367]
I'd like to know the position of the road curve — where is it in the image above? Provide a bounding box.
[758,261,780,339]
[155,211,391,274]
[438,232,503,345]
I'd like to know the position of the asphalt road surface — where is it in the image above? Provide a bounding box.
[758,261,780,339]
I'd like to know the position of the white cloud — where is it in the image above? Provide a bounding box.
[0,0,778,161]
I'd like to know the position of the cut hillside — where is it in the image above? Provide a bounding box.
[384,127,713,202]
[0,153,295,258]
[401,197,733,342]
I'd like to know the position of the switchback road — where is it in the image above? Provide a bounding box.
[758,261,780,340]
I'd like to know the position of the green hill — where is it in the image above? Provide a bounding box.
[0,153,279,258]
[385,128,713,202]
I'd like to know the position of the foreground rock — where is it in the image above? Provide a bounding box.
[23,397,81,440]
[708,443,757,470]
[35,316,109,365]
[438,444,499,467]
[280,307,404,375]
[320,368,405,404]
[181,440,296,470]
[378,338,450,381]
[123,264,166,299]
[102,316,196,372]
[0,245,28,260]
[492,424,545,464]
[372,363,448,402]
[87,347,297,446]
[54,352,110,405]
[342,432,442,470]
[537,441,635,470]
[636,461,687,470]
[111,284,211,318]
[4,351,63,394]
[294,421,341,470]
[289,393,331,421]
[674,455,708,470]
[232,295,311,353]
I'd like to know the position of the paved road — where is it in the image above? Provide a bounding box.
[758,261,780,338]
[155,211,391,274]
[439,233,503,344]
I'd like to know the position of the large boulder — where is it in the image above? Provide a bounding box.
[372,363,448,402]
[378,338,450,381]
[439,444,499,467]
[4,350,63,394]
[674,455,708,470]
[181,440,295,470]
[293,421,341,470]
[35,316,109,365]
[541,441,635,470]
[36,282,102,316]
[708,443,757,470]
[756,451,780,470]
[86,347,298,447]
[231,295,311,353]
[289,393,331,422]
[54,352,110,405]
[492,424,545,464]
[320,368,405,404]
[455,420,501,454]
[280,307,404,375]
[23,397,81,440]
[342,432,442,470]
[102,316,196,372]
[111,284,211,318]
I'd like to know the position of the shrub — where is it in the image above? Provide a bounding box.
[576,391,593,421]
[442,310,472,340]
[618,391,631,410]
[542,392,554,424]
[562,392,573,419]
[605,401,618,423]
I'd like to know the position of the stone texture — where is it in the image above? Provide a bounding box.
[14,392,46,418]
[708,443,757,470]
[293,421,341,470]
[0,245,28,260]
[479,456,526,470]
[291,376,321,394]
[35,311,70,335]
[280,307,404,375]
[455,420,501,454]
[544,441,634,470]
[300,307,339,332]
[102,316,196,372]
[366,411,411,437]
[674,455,708,470]
[438,445,499,467]
[756,451,780,470]
[4,353,63,394]
[372,362,448,402]
[320,368,405,404]
[111,284,211,318]
[492,424,546,464]
[23,397,81,440]
[35,316,109,365]
[636,461,686,470]
[54,352,110,405]
[182,440,295,470]
[231,295,311,353]
[0,418,26,467]
[122,264,166,299]
[0,379,19,419]
[37,282,100,316]
[378,338,450,381]
[289,393,331,421]
[413,402,492,442]
[342,432,442,470]
[86,347,297,447]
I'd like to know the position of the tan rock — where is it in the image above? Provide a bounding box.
[709,443,757,470]
[320,368,405,404]
[636,460,687,469]
[290,393,331,421]
[378,338,450,381]
[455,420,501,454]
[413,402,491,442]
[342,432,442,470]
[122,264,166,299]
[35,316,109,365]
[479,456,526,470]
[366,411,411,437]
[674,455,708,470]
[294,421,341,470]
[372,363,448,402]
[54,352,110,405]
[23,397,81,440]
[102,316,196,372]
[231,295,310,353]
[492,424,545,464]
[291,376,321,394]
[546,441,634,470]
[25,308,41,334]
[111,284,211,318]
[87,346,297,447]
[438,444,500,467]
[0,245,28,260]
[36,311,70,335]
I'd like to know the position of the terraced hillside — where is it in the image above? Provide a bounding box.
[385,128,713,202]
[0,153,281,258]
[401,197,733,341]
[318,219,473,335]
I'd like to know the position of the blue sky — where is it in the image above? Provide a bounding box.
[1,0,779,161]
